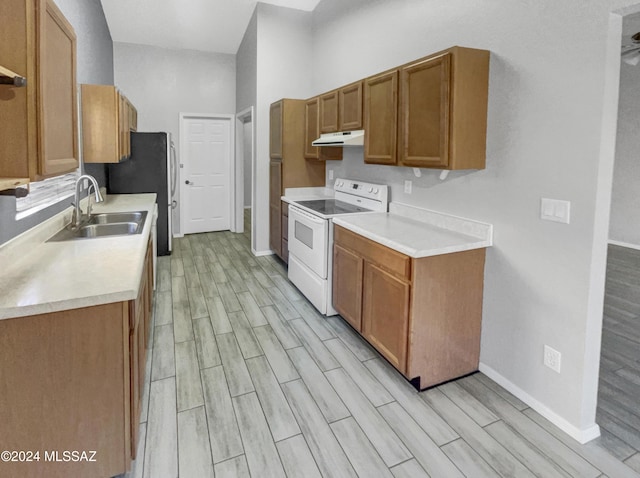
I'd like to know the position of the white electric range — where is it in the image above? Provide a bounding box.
[286,179,389,316]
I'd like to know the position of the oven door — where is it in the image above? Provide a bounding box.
[288,205,329,279]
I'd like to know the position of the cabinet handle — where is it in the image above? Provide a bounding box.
[0,76,26,87]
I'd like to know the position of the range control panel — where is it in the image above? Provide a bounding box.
[334,178,389,204]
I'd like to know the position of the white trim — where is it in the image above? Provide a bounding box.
[236,106,255,250]
[479,363,601,444]
[179,113,235,236]
[584,5,638,439]
[608,239,640,251]
[173,233,184,239]
[253,249,274,257]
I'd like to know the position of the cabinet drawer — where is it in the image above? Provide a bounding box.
[334,225,410,280]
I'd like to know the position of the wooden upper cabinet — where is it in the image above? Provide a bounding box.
[82,85,135,163]
[319,90,339,133]
[364,70,398,165]
[0,0,78,182]
[270,100,283,159]
[339,81,363,131]
[398,53,451,169]
[304,97,343,161]
[304,97,320,159]
[398,47,489,170]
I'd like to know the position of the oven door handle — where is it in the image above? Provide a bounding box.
[289,205,326,225]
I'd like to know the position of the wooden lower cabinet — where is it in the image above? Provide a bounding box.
[281,201,289,264]
[332,243,363,330]
[0,239,154,477]
[362,261,410,374]
[333,225,485,389]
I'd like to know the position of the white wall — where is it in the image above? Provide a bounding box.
[609,17,640,246]
[236,9,258,114]
[307,0,636,438]
[253,4,315,253]
[113,42,236,235]
[243,121,252,208]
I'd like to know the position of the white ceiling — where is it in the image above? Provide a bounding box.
[100,0,322,55]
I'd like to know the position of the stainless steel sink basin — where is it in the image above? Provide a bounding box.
[76,222,141,238]
[89,211,146,225]
[47,210,147,242]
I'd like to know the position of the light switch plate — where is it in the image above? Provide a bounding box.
[541,198,570,224]
[328,170,334,180]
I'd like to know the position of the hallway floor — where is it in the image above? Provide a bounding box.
[121,224,640,477]
[598,244,640,460]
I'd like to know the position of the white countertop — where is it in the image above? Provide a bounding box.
[281,186,334,204]
[332,202,493,258]
[0,193,157,320]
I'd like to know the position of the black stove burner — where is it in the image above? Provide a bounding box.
[296,199,371,216]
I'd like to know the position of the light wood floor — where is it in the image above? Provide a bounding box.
[598,244,640,459]
[119,223,640,477]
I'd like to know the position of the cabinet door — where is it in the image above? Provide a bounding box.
[333,244,364,331]
[305,97,342,161]
[129,311,140,458]
[304,98,320,159]
[81,85,119,163]
[364,70,398,165]
[270,100,283,159]
[339,81,363,131]
[118,93,125,161]
[270,203,282,257]
[269,160,282,257]
[281,202,289,264]
[269,160,282,206]
[39,0,78,177]
[362,261,410,373]
[398,53,451,168]
[320,90,339,133]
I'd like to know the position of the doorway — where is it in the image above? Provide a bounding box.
[236,107,256,252]
[596,7,640,458]
[179,114,234,235]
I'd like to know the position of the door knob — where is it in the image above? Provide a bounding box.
[185,180,191,185]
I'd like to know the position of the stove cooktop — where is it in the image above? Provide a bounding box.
[295,199,371,216]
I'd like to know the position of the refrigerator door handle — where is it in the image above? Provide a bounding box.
[170,141,178,198]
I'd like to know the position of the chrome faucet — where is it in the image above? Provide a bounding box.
[71,174,104,229]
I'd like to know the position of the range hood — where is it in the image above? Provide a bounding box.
[312,129,364,147]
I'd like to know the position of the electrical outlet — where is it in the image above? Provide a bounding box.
[404,180,412,194]
[544,345,562,373]
[328,170,334,180]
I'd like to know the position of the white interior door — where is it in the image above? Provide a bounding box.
[182,116,232,234]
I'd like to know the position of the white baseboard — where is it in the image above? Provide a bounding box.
[173,233,184,239]
[608,239,640,251]
[478,363,601,444]
[252,249,273,257]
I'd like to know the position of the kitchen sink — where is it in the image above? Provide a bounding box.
[76,222,141,238]
[89,211,146,225]
[47,210,147,242]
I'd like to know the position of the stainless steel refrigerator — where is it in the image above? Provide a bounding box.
[107,132,177,255]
